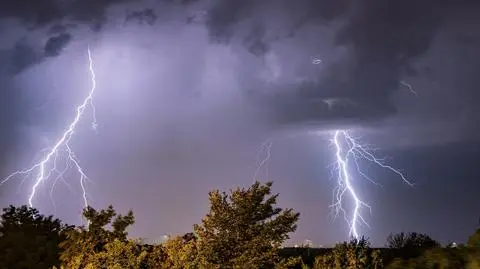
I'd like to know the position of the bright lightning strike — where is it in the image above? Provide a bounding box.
[1,47,98,208]
[330,130,413,239]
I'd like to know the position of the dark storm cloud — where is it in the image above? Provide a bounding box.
[0,0,148,80]
[205,0,349,44]
[44,33,72,57]
[204,0,446,126]
[332,0,441,101]
[0,78,22,167]
[3,40,42,75]
[0,0,138,31]
[125,9,158,26]
[0,43,35,171]
[0,0,64,27]
[1,0,202,30]
[48,23,78,35]
[0,0,155,71]
[0,33,72,75]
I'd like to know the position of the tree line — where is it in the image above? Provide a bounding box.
[0,181,478,269]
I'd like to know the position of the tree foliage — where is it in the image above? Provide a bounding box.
[59,205,135,268]
[385,232,440,261]
[386,247,468,269]
[2,182,478,268]
[386,232,440,249]
[0,205,72,269]
[313,237,383,269]
[162,233,198,269]
[193,181,300,268]
[468,229,480,249]
[385,228,480,269]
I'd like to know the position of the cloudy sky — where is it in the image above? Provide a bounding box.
[1,0,479,246]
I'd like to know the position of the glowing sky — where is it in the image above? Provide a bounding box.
[1,0,479,246]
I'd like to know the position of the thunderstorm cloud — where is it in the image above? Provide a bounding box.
[44,33,72,57]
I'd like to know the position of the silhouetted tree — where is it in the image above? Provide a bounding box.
[386,232,440,249]
[193,181,300,268]
[0,205,72,269]
[58,205,135,268]
[385,232,439,261]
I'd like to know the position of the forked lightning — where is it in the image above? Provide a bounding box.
[330,130,413,239]
[1,47,97,208]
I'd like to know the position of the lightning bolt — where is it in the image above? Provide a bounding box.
[330,130,413,239]
[1,47,97,208]
[252,139,273,183]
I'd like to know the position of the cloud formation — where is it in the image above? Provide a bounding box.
[201,0,448,127]
[0,0,133,29]
[44,33,72,57]
[1,0,480,149]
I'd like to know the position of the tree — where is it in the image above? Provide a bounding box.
[141,243,168,268]
[386,232,440,249]
[468,229,480,249]
[59,205,135,268]
[386,247,467,269]
[162,233,198,269]
[466,249,480,269]
[0,205,72,269]
[193,181,300,268]
[55,240,168,269]
[313,237,383,269]
[386,232,439,260]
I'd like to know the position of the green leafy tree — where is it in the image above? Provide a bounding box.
[313,237,383,269]
[83,239,154,269]
[55,240,167,269]
[142,243,168,268]
[163,233,199,269]
[0,205,72,269]
[193,181,300,268]
[59,205,135,268]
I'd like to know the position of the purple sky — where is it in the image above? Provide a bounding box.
[1,0,480,246]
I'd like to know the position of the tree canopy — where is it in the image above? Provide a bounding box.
[59,205,135,268]
[0,205,72,269]
[313,237,383,269]
[386,232,440,250]
[193,181,300,268]
[468,229,480,249]
[0,182,478,268]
